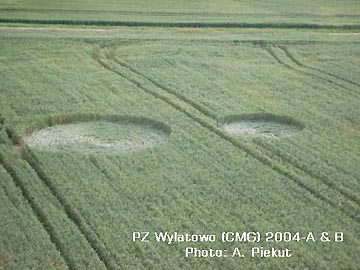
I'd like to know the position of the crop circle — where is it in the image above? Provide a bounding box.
[222,114,303,138]
[25,116,170,154]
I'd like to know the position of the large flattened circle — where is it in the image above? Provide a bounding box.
[25,118,170,155]
[222,114,303,138]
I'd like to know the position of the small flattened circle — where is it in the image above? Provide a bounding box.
[222,114,303,138]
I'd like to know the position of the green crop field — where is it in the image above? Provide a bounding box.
[0,1,359,269]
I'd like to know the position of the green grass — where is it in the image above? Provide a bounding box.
[0,0,360,26]
[0,2,360,269]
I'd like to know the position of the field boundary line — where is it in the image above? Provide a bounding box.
[1,18,360,30]
[1,32,360,49]
[0,152,75,270]
[2,8,360,19]
[94,46,359,222]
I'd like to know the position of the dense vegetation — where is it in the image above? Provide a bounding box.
[0,1,359,269]
[0,0,360,27]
